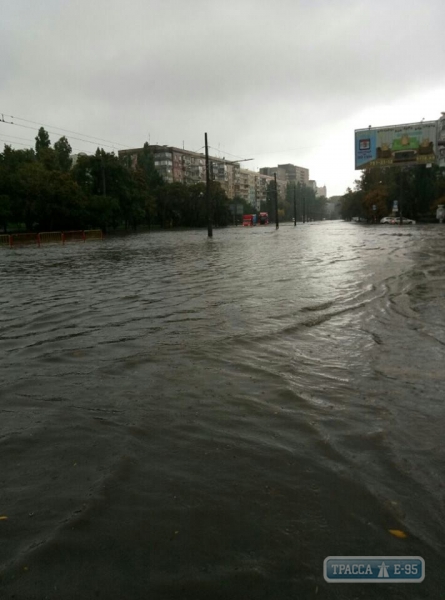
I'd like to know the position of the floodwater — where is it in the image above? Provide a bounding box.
[0,222,444,599]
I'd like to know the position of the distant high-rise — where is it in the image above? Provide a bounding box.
[260,163,309,186]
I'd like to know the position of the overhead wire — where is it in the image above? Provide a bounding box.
[1,112,131,149]
[0,135,88,154]
[0,121,123,151]
[0,137,30,148]
[1,112,332,165]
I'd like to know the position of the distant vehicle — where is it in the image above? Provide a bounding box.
[243,214,257,226]
[380,216,416,224]
[258,212,269,225]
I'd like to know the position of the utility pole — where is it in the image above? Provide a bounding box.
[303,188,306,223]
[293,183,297,226]
[274,173,279,229]
[101,153,106,196]
[399,168,404,226]
[205,132,212,237]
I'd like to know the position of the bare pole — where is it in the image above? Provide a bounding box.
[101,152,106,196]
[303,188,306,223]
[399,168,404,226]
[205,132,212,237]
[274,173,279,229]
[293,183,297,226]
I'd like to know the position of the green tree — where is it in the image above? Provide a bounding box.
[35,127,51,156]
[210,182,231,227]
[54,136,73,171]
[341,187,365,221]
[0,195,11,232]
[136,142,164,189]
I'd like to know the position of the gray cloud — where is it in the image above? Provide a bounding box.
[1,0,444,194]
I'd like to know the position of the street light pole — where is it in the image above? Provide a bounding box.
[399,168,404,226]
[205,132,212,237]
[274,173,279,229]
[293,183,297,226]
[303,188,306,223]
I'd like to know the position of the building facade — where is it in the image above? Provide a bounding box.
[119,145,241,199]
[316,185,327,198]
[260,163,310,187]
[119,147,308,205]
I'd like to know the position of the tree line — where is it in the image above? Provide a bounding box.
[0,128,235,233]
[257,181,326,222]
[341,165,445,222]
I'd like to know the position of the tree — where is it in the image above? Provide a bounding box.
[341,187,365,221]
[0,195,11,232]
[210,182,231,227]
[136,142,164,189]
[35,127,51,156]
[232,194,255,216]
[54,136,72,171]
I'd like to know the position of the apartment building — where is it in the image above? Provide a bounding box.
[239,169,257,207]
[308,180,317,192]
[260,163,309,187]
[309,180,327,198]
[119,146,304,205]
[119,145,241,199]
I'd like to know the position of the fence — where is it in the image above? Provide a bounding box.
[38,231,63,244]
[84,229,103,241]
[0,234,11,247]
[62,230,85,243]
[0,230,103,248]
[10,233,40,247]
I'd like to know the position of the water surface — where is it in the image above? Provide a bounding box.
[1,222,444,599]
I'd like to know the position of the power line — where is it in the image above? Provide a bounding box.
[208,145,246,160]
[0,132,36,144]
[1,112,131,149]
[0,135,87,154]
[0,137,30,148]
[0,120,123,151]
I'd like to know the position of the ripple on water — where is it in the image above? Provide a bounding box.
[0,223,444,599]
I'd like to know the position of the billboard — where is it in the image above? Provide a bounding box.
[355,121,437,169]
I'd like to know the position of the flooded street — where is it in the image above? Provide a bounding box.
[1,222,444,599]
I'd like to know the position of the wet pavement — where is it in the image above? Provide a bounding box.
[0,222,444,599]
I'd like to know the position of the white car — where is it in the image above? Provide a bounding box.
[380,216,416,225]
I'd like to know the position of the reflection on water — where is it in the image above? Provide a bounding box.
[1,222,444,599]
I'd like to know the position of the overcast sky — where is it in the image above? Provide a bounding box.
[1,0,444,196]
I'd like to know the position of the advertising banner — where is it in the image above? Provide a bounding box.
[355,121,437,169]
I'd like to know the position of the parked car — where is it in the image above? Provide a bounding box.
[380,216,416,224]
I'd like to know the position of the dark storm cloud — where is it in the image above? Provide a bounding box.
[1,0,444,194]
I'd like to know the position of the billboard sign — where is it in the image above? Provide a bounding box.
[355,121,437,169]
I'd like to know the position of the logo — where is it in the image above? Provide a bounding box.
[324,557,425,583]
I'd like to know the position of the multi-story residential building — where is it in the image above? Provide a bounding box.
[238,169,258,207]
[309,179,317,192]
[119,146,304,205]
[260,163,309,187]
[278,163,309,186]
[308,180,327,198]
[119,145,241,199]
